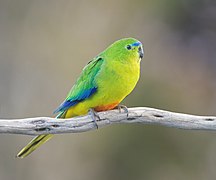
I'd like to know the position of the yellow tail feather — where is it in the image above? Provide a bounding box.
[17,112,65,158]
[16,134,53,158]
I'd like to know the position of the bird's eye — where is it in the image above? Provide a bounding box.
[126,45,132,50]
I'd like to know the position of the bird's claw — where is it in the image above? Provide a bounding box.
[88,108,100,129]
[117,105,129,117]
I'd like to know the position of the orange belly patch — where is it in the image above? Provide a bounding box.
[94,102,119,112]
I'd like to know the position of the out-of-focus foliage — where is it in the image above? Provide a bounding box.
[0,0,216,180]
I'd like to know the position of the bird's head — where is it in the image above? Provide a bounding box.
[103,38,144,63]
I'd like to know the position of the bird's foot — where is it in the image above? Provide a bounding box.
[117,104,129,117]
[88,108,100,129]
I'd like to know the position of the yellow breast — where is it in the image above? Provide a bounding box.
[65,58,140,117]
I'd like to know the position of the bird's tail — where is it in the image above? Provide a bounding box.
[16,112,65,158]
[16,134,53,158]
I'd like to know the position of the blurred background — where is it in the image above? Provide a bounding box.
[0,0,216,179]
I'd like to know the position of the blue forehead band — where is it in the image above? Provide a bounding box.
[131,42,141,47]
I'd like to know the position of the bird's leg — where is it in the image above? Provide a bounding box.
[117,104,129,117]
[88,108,100,129]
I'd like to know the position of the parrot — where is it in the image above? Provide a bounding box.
[17,37,144,158]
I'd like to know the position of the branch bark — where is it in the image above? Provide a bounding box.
[0,107,216,136]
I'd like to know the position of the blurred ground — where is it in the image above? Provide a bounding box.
[0,0,216,180]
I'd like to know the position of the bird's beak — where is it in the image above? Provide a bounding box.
[138,46,144,59]
[131,42,144,59]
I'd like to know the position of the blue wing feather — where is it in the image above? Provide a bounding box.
[54,57,103,115]
[53,87,97,114]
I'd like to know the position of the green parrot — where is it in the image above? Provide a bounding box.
[17,37,144,158]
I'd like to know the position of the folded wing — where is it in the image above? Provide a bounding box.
[54,57,104,114]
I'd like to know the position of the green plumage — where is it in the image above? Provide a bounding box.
[17,38,144,158]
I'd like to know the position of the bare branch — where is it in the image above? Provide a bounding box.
[0,107,216,136]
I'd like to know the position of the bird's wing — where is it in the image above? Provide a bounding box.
[54,57,104,114]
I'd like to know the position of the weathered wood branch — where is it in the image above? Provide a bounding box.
[0,107,216,136]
